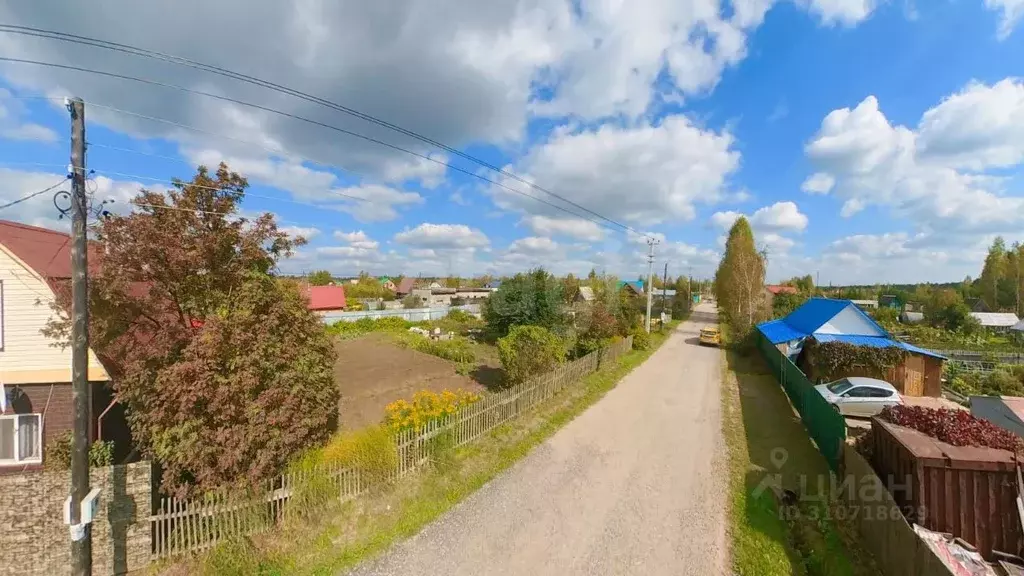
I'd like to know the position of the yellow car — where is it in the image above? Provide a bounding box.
[699,325,722,346]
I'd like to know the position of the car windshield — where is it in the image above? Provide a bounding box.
[826,380,853,395]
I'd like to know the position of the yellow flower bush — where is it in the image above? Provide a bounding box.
[384,389,481,432]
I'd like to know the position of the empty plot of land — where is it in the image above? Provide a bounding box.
[334,334,486,430]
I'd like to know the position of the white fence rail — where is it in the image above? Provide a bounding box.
[150,336,633,560]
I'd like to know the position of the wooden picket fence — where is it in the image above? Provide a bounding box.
[150,336,633,560]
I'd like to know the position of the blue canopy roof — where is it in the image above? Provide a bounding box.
[812,334,946,359]
[757,319,808,344]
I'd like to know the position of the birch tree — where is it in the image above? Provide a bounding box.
[713,217,766,336]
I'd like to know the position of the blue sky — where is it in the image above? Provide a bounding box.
[0,0,1022,284]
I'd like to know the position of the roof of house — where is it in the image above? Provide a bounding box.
[378,276,391,283]
[813,333,945,359]
[878,295,898,304]
[965,298,991,312]
[756,298,943,359]
[396,277,416,294]
[850,299,878,306]
[618,280,644,295]
[765,285,799,295]
[1013,319,1024,332]
[577,286,595,301]
[784,297,878,336]
[0,219,95,279]
[970,396,1024,438]
[304,285,346,311]
[970,312,1020,327]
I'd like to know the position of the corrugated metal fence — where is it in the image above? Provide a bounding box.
[150,336,633,560]
[756,332,847,471]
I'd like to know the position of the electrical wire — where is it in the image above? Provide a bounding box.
[0,177,68,210]
[0,56,630,237]
[0,25,643,236]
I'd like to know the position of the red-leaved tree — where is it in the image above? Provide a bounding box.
[48,164,337,496]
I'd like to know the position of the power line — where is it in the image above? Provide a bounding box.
[0,25,644,236]
[0,56,631,237]
[0,177,68,210]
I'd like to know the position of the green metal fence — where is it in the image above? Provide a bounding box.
[756,332,847,471]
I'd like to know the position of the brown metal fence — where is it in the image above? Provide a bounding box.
[840,445,955,576]
[870,418,1021,560]
[150,336,633,560]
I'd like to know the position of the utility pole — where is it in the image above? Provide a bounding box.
[662,262,668,319]
[644,238,659,333]
[68,97,92,576]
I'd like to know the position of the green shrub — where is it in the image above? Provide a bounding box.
[630,325,651,350]
[497,325,566,385]
[446,309,474,323]
[45,432,115,469]
[395,333,476,363]
[326,316,413,338]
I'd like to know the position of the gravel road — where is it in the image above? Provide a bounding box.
[347,303,728,576]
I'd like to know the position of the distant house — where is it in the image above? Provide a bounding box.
[766,285,798,296]
[0,220,124,471]
[970,312,1020,332]
[395,277,417,297]
[618,280,644,296]
[900,311,925,324]
[429,281,443,289]
[965,298,991,313]
[757,298,945,397]
[850,299,878,310]
[878,295,900,310]
[970,396,1024,438]
[304,285,347,315]
[575,286,595,303]
[378,277,397,291]
[653,288,677,300]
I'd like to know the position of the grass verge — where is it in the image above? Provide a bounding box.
[722,348,878,576]
[185,320,682,576]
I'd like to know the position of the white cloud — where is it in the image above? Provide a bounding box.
[797,0,879,26]
[916,78,1024,170]
[184,148,424,222]
[332,230,379,249]
[507,236,560,257]
[749,201,809,232]
[1,123,57,142]
[279,225,320,240]
[522,215,605,242]
[985,0,1024,39]
[495,115,740,224]
[801,172,835,194]
[711,202,808,233]
[393,223,489,250]
[804,84,1024,233]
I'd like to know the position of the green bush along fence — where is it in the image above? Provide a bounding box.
[756,333,846,471]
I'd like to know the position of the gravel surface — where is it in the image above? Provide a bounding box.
[346,303,728,576]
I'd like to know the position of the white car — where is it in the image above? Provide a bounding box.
[814,376,903,417]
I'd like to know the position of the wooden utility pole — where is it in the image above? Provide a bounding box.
[644,238,659,333]
[68,97,92,576]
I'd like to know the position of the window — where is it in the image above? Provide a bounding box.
[868,388,894,398]
[843,387,874,398]
[827,379,853,395]
[0,414,42,465]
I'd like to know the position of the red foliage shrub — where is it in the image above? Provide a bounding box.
[878,405,1022,452]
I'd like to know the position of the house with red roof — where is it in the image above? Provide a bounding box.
[0,220,119,470]
[303,284,347,315]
